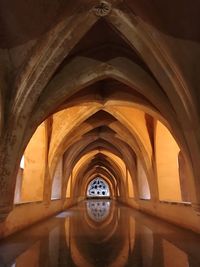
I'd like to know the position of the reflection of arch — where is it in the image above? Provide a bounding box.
[87,177,110,198]
[83,201,117,233]
[86,200,110,222]
[83,217,118,244]
[69,201,130,266]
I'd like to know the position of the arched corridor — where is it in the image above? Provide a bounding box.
[1,0,200,265]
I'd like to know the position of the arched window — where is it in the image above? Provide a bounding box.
[87,177,110,197]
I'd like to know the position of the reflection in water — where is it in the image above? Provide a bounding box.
[0,200,200,267]
[86,200,110,222]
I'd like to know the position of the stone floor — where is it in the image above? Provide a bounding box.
[0,200,200,267]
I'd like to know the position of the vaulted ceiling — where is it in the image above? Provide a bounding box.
[1,0,200,210]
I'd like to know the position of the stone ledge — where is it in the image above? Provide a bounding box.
[14,200,43,207]
[159,200,191,207]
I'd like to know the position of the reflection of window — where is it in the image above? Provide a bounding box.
[87,177,110,197]
[87,200,110,222]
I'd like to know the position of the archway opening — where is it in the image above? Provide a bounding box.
[87,177,110,198]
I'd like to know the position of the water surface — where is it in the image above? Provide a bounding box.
[0,200,200,267]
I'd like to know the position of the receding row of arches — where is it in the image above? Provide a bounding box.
[0,0,200,235]
[13,104,190,205]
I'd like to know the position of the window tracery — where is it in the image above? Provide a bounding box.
[87,177,110,197]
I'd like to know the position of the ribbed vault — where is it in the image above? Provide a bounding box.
[0,0,200,232]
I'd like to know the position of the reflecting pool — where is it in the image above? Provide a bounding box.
[0,200,200,267]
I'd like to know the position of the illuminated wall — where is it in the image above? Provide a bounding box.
[155,121,182,202]
[21,123,46,202]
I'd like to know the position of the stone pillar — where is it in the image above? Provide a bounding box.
[0,169,16,221]
[43,169,52,205]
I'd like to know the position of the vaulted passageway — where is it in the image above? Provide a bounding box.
[1,1,200,261]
